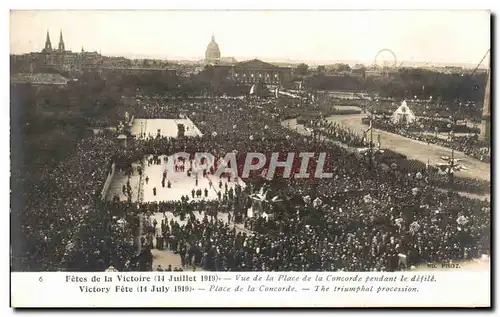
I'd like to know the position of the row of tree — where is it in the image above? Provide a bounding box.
[10,71,127,175]
[304,67,488,103]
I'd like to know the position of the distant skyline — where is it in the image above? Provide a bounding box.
[10,10,490,66]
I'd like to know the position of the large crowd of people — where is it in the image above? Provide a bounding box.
[11,94,491,272]
[10,136,138,271]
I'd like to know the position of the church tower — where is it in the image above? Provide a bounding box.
[43,30,52,52]
[58,30,65,51]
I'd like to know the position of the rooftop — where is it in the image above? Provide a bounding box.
[10,73,68,85]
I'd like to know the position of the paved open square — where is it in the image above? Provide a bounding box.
[131,118,203,139]
[141,154,246,203]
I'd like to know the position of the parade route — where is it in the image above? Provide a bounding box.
[281,116,490,200]
[324,114,490,182]
[295,114,490,182]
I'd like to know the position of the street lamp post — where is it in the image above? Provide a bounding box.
[434,112,440,138]
[448,124,455,188]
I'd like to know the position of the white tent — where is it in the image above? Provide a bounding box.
[392,100,416,124]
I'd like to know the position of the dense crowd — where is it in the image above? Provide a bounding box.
[11,95,491,272]
[10,137,138,271]
[135,188,490,272]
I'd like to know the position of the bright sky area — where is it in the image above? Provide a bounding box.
[10,10,490,66]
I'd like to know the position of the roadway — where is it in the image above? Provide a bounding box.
[324,114,490,182]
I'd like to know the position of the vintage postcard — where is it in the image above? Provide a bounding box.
[9,10,491,308]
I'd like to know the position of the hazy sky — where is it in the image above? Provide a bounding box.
[10,10,490,64]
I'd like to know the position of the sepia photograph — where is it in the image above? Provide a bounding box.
[9,9,492,307]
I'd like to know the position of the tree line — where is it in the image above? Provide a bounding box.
[305,67,487,103]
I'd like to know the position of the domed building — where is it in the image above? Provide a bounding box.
[205,34,221,65]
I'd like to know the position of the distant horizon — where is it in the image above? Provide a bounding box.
[117,53,489,68]
[11,50,487,69]
[71,52,494,69]
[10,11,490,68]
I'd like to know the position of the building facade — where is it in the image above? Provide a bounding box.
[97,67,176,79]
[10,73,69,88]
[220,59,293,85]
[11,30,103,75]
